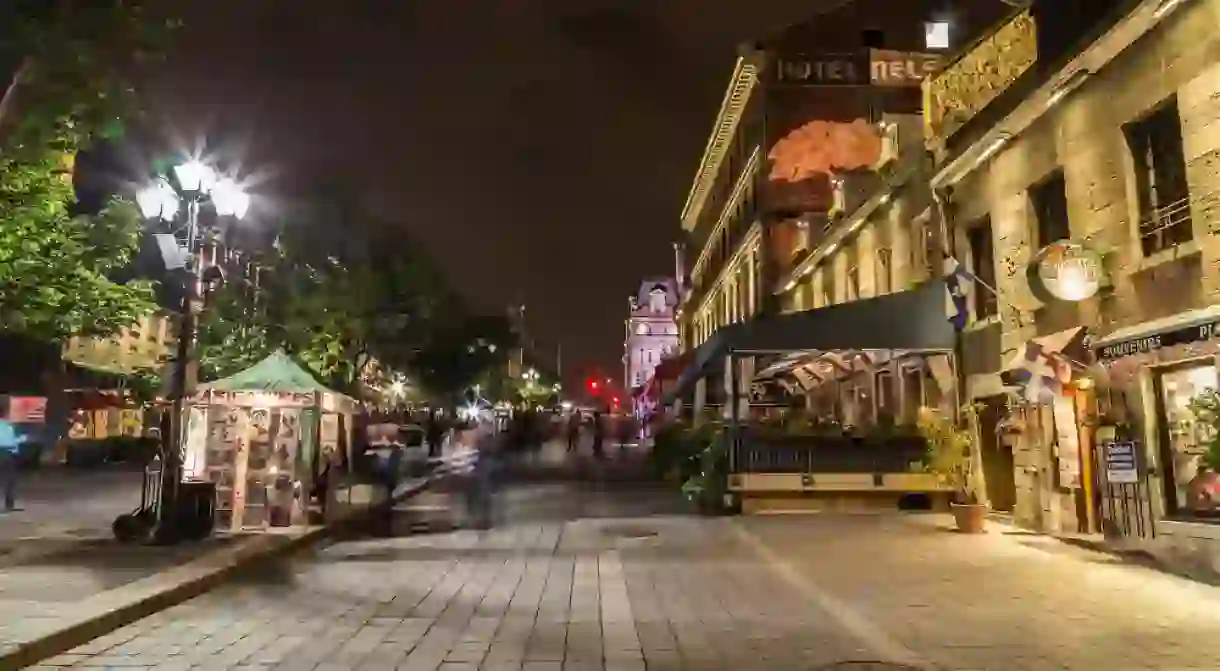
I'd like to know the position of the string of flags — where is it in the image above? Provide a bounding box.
[942,256,974,331]
[941,255,1075,403]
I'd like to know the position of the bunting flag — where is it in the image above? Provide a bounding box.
[1001,340,1062,403]
[943,256,974,330]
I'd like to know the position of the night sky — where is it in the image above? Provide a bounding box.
[140,0,854,383]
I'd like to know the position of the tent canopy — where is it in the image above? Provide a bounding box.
[202,350,341,395]
[665,281,955,403]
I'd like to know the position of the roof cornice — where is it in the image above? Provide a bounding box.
[679,52,762,232]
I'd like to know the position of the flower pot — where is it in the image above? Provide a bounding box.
[950,502,987,534]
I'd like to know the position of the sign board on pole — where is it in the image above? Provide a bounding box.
[8,396,47,424]
[1104,441,1139,484]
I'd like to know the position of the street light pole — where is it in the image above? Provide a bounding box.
[156,197,202,544]
[138,161,250,544]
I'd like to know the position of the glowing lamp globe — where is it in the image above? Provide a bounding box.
[1031,241,1104,303]
[211,178,251,219]
[173,160,217,194]
[136,179,180,221]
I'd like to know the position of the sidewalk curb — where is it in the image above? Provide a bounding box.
[1,473,445,669]
[0,527,326,670]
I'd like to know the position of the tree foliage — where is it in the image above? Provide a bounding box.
[0,1,176,343]
[196,214,479,400]
[412,314,517,402]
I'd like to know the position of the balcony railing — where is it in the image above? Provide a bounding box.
[922,8,1039,146]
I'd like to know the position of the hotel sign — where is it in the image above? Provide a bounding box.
[1096,319,1220,360]
[773,50,943,87]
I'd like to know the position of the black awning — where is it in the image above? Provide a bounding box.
[664,281,955,403]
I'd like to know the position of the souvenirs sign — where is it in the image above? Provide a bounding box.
[1096,318,1220,361]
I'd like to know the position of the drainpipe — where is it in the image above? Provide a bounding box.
[932,187,990,509]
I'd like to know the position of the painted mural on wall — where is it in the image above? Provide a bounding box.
[765,118,881,213]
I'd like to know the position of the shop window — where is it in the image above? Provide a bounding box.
[1125,98,1192,256]
[1155,362,1220,518]
[966,218,997,320]
[1031,170,1070,248]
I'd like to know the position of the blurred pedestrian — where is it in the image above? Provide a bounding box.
[425,411,445,458]
[566,412,581,452]
[0,417,28,512]
[461,415,502,529]
[591,411,605,460]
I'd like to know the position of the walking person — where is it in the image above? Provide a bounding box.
[425,411,445,458]
[591,411,605,460]
[0,416,28,512]
[566,411,581,452]
[461,415,502,529]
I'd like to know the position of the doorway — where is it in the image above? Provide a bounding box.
[978,395,1017,512]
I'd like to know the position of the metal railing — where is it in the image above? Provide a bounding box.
[731,434,927,475]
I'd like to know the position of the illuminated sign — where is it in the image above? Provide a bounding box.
[1028,241,1105,303]
[772,50,943,87]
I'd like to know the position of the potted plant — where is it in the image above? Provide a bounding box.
[918,406,986,533]
[681,428,731,514]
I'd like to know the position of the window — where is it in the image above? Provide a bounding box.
[1031,170,1070,248]
[876,370,896,424]
[876,247,893,295]
[1154,362,1219,518]
[862,28,885,49]
[924,21,950,50]
[822,266,836,306]
[636,323,650,336]
[966,218,998,320]
[1125,99,1191,256]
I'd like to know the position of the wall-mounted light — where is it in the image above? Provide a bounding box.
[924,20,951,50]
[1047,69,1092,107]
[1154,0,1186,19]
[976,133,1012,167]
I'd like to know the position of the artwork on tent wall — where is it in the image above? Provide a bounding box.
[205,405,242,530]
[242,407,273,529]
[200,401,324,531]
[183,407,207,479]
[319,412,341,466]
[272,409,302,526]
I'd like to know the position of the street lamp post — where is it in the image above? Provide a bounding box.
[137,160,250,544]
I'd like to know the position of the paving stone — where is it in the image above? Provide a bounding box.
[35,475,1220,670]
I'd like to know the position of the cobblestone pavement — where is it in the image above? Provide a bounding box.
[40,489,1220,671]
[0,466,144,548]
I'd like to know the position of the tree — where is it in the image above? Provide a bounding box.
[0,1,175,343]
[195,218,460,396]
[412,315,517,403]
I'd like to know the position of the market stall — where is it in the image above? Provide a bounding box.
[185,350,357,531]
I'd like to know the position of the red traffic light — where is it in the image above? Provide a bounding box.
[612,396,620,405]
[588,378,599,392]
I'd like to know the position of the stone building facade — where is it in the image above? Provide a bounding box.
[676,0,1006,355]
[623,279,680,393]
[933,0,1220,574]
[769,0,1220,557]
